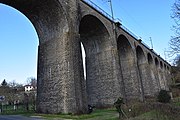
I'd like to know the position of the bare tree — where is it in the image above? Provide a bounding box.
[173,55,180,67]
[26,77,37,87]
[8,80,23,88]
[171,55,180,84]
[169,0,180,56]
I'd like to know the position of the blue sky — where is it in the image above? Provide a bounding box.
[92,0,174,55]
[0,4,38,84]
[0,0,175,84]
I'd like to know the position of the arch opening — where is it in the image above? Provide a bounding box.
[0,3,38,86]
[117,35,139,100]
[160,61,163,69]
[164,64,167,70]
[136,46,146,64]
[136,46,150,96]
[155,58,159,68]
[147,53,159,93]
[159,61,166,89]
[155,57,161,87]
[79,15,118,108]
[147,53,153,65]
[81,43,86,79]
[0,3,40,115]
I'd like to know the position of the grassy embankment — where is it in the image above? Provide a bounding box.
[0,98,180,120]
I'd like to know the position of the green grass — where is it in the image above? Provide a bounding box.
[129,110,171,120]
[0,104,35,115]
[32,109,176,120]
[36,108,119,120]
[1,107,119,120]
[173,101,180,106]
[172,97,180,106]
[1,104,179,120]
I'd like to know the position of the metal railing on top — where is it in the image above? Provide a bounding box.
[82,0,113,21]
[81,0,139,40]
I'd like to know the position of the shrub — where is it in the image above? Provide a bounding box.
[114,97,126,119]
[157,90,171,103]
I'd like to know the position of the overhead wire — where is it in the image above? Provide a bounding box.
[97,0,111,12]
[95,0,153,47]
[114,0,155,49]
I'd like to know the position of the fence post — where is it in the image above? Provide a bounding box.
[1,102,3,113]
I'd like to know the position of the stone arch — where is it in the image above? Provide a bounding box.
[155,57,162,89]
[80,11,111,37]
[164,64,167,70]
[167,66,170,71]
[155,58,165,90]
[160,61,163,69]
[147,53,159,93]
[0,0,76,114]
[166,65,171,89]
[0,0,68,44]
[136,46,146,64]
[155,57,159,68]
[147,53,153,65]
[117,35,140,100]
[136,46,150,96]
[79,14,120,108]
[160,61,167,89]
[79,15,111,53]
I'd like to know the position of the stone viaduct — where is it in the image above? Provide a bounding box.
[0,0,171,114]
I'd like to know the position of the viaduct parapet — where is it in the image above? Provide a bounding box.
[0,0,171,114]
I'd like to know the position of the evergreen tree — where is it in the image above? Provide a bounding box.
[1,79,7,86]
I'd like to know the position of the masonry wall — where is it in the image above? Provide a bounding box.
[79,2,123,107]
[36,0,88,114]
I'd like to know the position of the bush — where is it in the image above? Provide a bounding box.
[114,97,125,119]
[157,90,171,103]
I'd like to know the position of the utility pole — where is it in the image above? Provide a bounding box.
[150,37,153,49]
[108,0,115,21]
[107,0,116,32]
[107,0,127,102]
